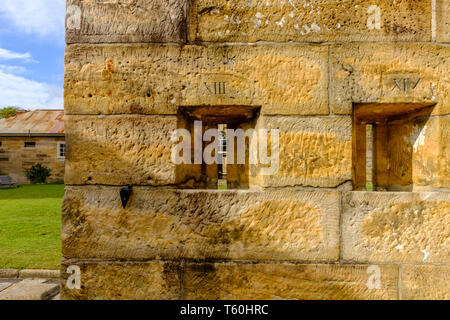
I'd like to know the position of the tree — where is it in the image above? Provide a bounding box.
[0,106,25,119]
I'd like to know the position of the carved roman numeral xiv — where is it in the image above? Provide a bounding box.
[393,78,421,93]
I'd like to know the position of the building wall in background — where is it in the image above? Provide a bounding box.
[0,136,65,184]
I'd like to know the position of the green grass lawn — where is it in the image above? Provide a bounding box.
[0,184,64,270]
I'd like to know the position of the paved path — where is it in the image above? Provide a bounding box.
[0,278,60,300]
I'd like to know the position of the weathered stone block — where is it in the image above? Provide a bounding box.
[258,116,352,188]
[412,117,449,189]
[0,279,59,300]
[65,115,353,189]
[62,187,340,261]
[0,269,18,278]
[64,44,329,116]
[65,0,187,43]
[60,260,181,300]
[437,0,450,43]
[401,265,450,300]
[190,0,431,43]
[332,44,450,115]
[19,269,60,279]
[64,115,176,186]
[184,262,399,300]
[342,192,450,263]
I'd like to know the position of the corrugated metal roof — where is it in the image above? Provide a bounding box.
[0,110,64,134]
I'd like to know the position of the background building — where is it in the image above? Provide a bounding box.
[0,110,65,185]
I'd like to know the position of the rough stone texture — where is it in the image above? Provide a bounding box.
[0,137,65,184]
[51,293,61,300]
[64,44,329,116]
[411,117,449,189]
[60,261,181,300]
[190,0,431,43]
[0,269,18,278]
[332,44,450,116]
[401,265,450,300]
[65,0,187,43]
[19,269,60,279]
[184,263,399,300]
[0,279,59,300]
[259,116,352,188]
[437,0,450,43]
[62,187,340,261]
[342,192,450,264]
[0,281,15,292]
[64,115,176,186]
[64,115,352,188]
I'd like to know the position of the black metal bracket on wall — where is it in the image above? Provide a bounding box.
[120,186,132,208]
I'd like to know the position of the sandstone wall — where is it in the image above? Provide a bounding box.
[0,136,65,184]
[62,0,449,300]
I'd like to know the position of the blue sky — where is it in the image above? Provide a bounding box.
[0,0,65,110]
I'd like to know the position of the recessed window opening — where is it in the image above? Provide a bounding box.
[176,105,261,190]
[353,102,435,191]
[24,142,36,148]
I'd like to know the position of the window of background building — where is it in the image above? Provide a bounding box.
[58,142,66,158]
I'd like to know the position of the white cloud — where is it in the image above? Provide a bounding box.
[0,68,63,109]
[0,0,65,38]
[0,2,64,109]
[0,64,27,74]
[0,48,33,62]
